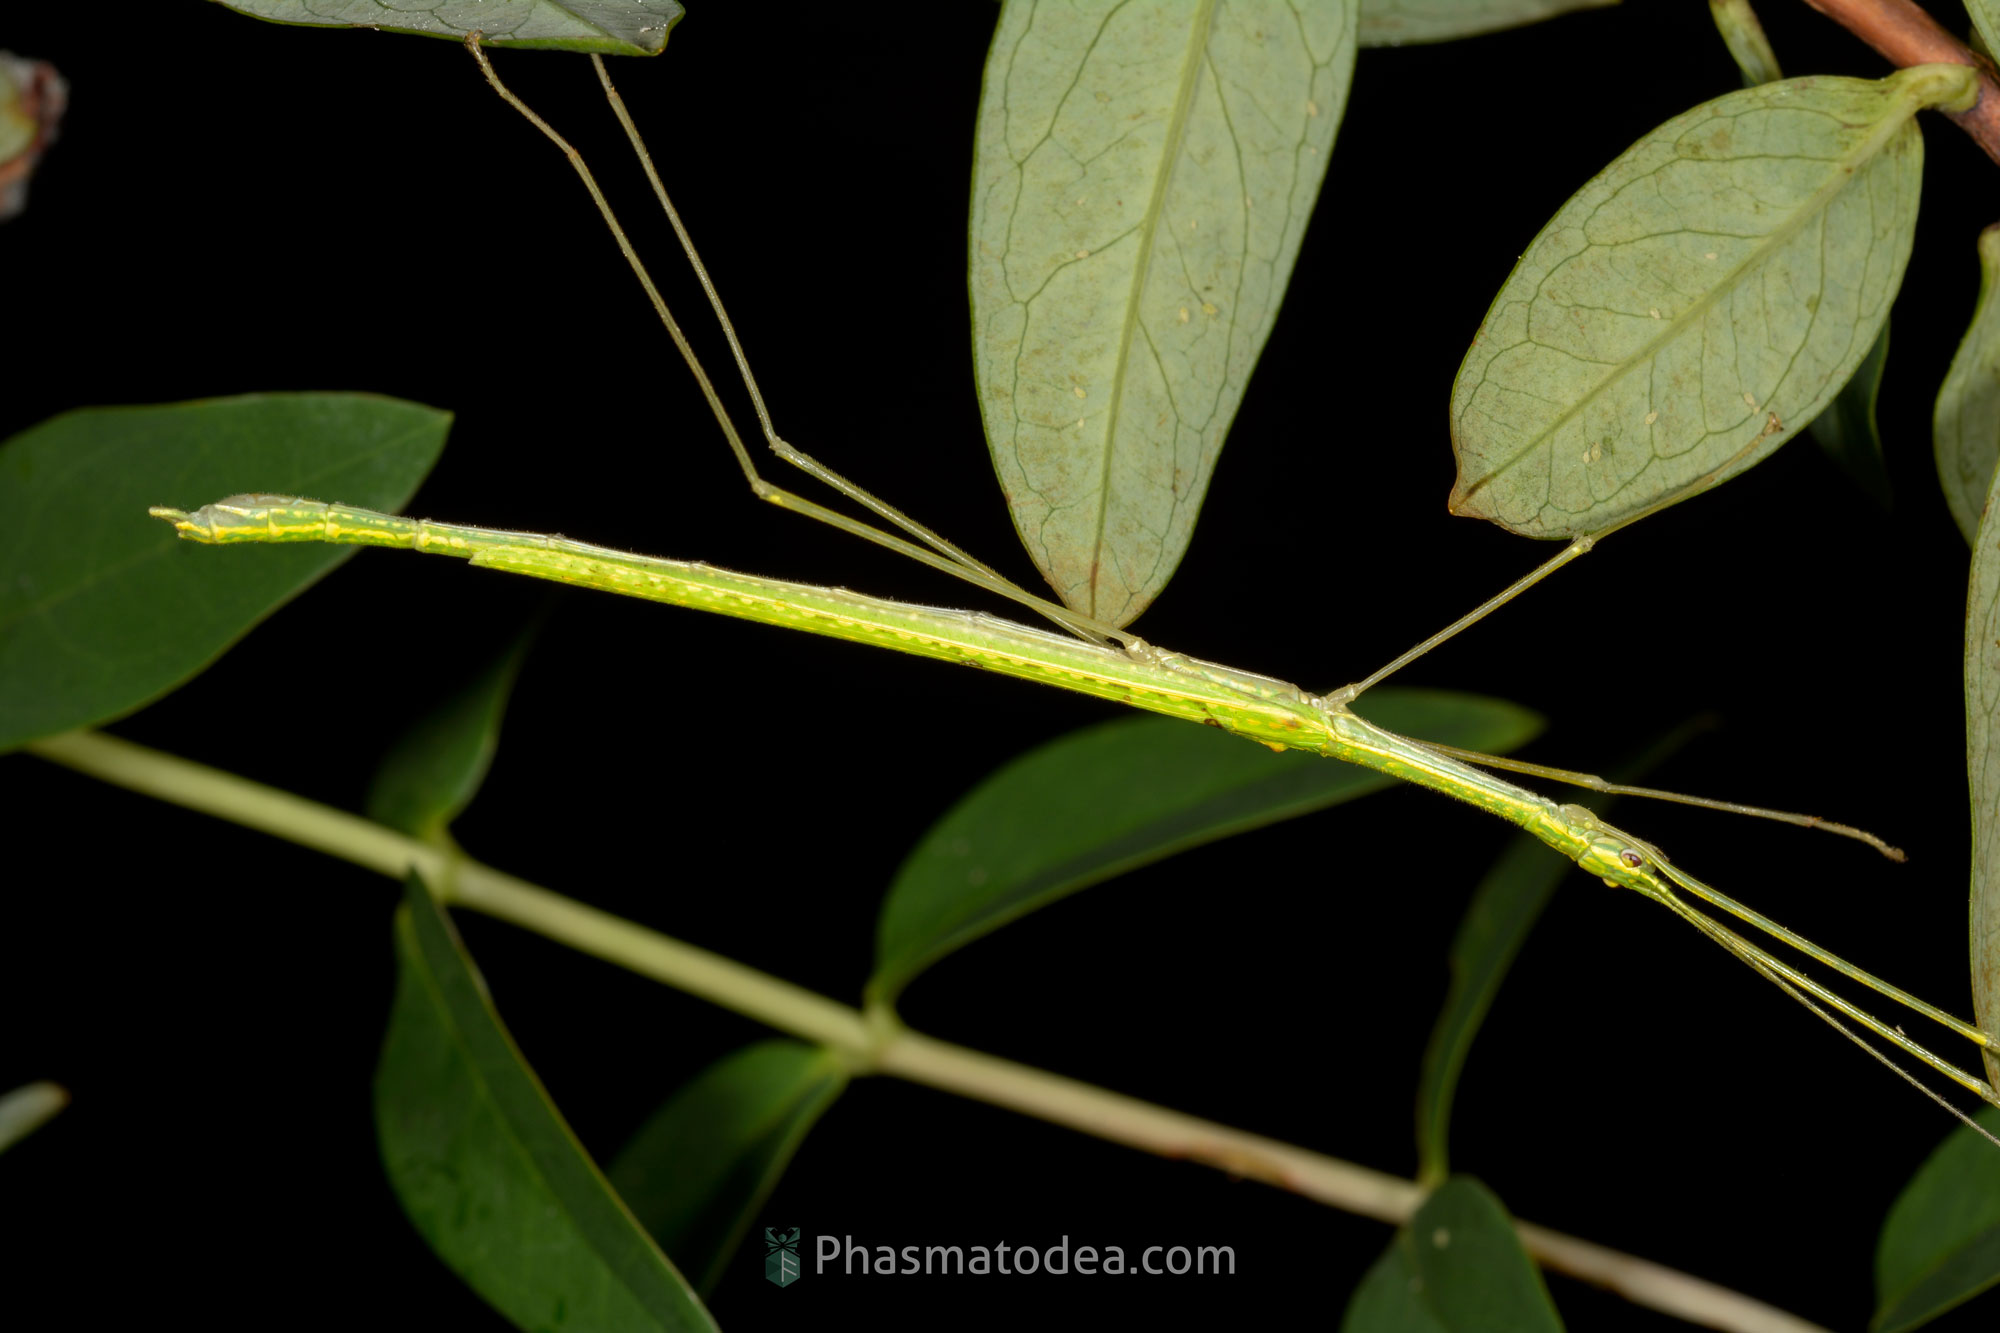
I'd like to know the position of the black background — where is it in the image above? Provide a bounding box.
[4,1,1997,1328]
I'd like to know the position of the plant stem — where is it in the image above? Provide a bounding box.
[1800,0,2000,163]
[26,729,1826,1333]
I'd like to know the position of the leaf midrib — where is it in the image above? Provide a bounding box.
[1088,0,1221,619]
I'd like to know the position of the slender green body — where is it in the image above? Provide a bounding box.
[154,496,1609,861]
[149,493,2000,1107]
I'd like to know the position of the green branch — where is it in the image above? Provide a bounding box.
[26,729,1823,1333]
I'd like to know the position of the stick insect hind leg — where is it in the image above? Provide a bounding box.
[463,36,1133,652]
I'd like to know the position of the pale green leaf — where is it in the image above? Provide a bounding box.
[869,687,1539,1006]
[1708,0,1780,86]
[970,0,1357,626]
[1359,0,1611,47]
[1812,321,1893,508]
[367,626,536,842]
[608,1041,847,1295]
[1872,1108,2000,1332]
[1935,225,2000,545]
[213,0,682,54]
[0,1081,67,1155]
[1966,462,2000,1095]
[1708,0,1894,507]
[378,874,718,1333]
[1450,66,1974,539]
[1341,1178,1564,1332]
[1971,2,2000,65]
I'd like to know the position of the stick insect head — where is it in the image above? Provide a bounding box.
[148,494,303,544]
[1564,806,1673,902]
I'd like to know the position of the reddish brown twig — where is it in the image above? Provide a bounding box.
[1801,0,2000,163]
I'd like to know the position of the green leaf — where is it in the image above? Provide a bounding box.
[1415,836,1570,1188]
[1966,463,2000,1095]
[1358,0,1611,47]
[1872,1108,2000,1332]
[1707,0,1780,86]
[1811,321,1894,509]
[868,687,1540,1006]
[367,627,536,842]
[378,874,718,1333]
[969,0,1357,627]
[1414,725,1694,1185]
[1341,1178,1564,1332]
[0,1081,67,1155]
[1346,1243,1452,1333]
[1935,225,2000,546]
[1972,2,2000,65]
[608,1041,848,1295]
[0,395,450,753]
[1449,66,1974,540]
[212,0,682,54]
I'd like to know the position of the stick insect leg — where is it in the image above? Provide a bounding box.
[588,60,1027,600]
[463,38,1129,648]
[1333,418,1788,707]
[1327,536,1595,705]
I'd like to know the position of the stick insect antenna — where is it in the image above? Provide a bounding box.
[1668,898,2000,1149]
[1412,741,1905,861]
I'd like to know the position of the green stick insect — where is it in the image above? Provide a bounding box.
[149,41,2000,1144]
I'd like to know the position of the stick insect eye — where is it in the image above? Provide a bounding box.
[1619,849,1645,868]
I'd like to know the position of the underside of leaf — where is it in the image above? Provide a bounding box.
[214,0,682,54]
[970,0,1357,625]
[1450,66,1971,539]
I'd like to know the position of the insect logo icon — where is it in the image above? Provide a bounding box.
[763,1227,801,1288]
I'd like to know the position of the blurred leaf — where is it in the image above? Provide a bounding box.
[213,0,682,54]
[1450,67,1972,539]
[1811,322,1894,509]
[869,688,1540,1006]
[1935,225,2000,546]
[1707,0,1779,85]
[368,627,536,842]
[1413,724,1696,1184]
[0,1081,67,1154]
[1359,0,1611,47]
[1415,836,1570,1188]
[969,0,1356,626]
[0,395,449,752]
[609,1041,847,1295]
[1342,1177,1564,1331]
[378,873,717,1333]
[1872,1108,2000,1332]
[1965,464,2000,1095]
